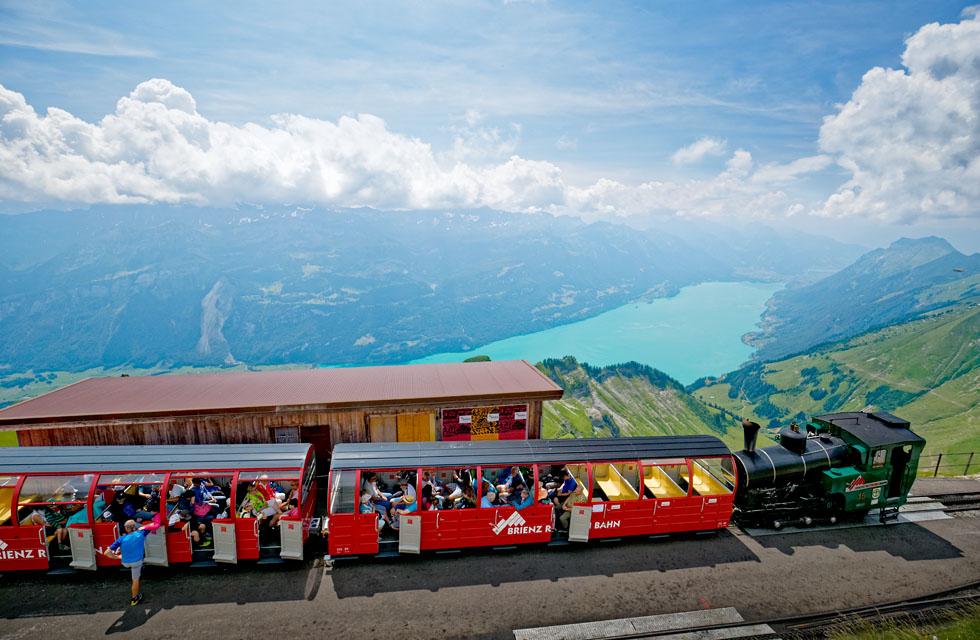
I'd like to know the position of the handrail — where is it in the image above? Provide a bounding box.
[916,452,977,478]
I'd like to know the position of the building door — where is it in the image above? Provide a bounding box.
[369,416,397,443]
[396,413,434,442]
[301,426,332,468]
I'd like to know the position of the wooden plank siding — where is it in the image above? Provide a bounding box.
[10,397,546,465]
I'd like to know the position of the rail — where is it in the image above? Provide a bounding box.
[917,452,978,478]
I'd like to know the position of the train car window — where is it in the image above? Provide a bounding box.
[487,465,532,507]
[415,468,477,509]
[162,475,233,523]
[0,476,17,526]
[640,460,689,499]
[95,473,165,525]
[565,464,590,499]
[689,459,734,496]
[872,449,887,469]
[237,472,298,519]
[329,470,357,515]
[300,455,316,507]
[18,475,92,505]
[591,462,641,502]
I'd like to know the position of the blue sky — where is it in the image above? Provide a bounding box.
[1,0,979,250]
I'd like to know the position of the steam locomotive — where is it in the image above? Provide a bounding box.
[730,412,925,528]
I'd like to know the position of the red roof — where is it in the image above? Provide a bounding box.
[0,360,564,427]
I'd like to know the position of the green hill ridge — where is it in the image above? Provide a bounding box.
[694,302,980,456]
[536,356,767,451]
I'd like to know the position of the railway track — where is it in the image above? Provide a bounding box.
[584,579,980,639]
[933,491,980,512]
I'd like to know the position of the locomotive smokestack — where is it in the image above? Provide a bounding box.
[742,419,761,455]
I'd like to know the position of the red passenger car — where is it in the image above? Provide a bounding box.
[325,436,736,557]
[0,444,317,572]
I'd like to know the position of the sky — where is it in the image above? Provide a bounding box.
[1,0,979,251]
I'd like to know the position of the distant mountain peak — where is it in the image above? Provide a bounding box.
[888,236,956,253]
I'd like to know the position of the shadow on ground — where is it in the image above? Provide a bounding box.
[330,530,759,599]
[0,559,324,633]
[751,522,964,560]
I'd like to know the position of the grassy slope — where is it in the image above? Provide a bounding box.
[695,303,980,455]
[537,357,774,451]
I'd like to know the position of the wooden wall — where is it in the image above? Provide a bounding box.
[10,396,547,465]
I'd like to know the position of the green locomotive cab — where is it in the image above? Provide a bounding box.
[811,412,925,522]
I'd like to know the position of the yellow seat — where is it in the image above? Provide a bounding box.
[643,466,687,498]
[684,464,732,496]
[592,464,638,501]
[0,487,13,526]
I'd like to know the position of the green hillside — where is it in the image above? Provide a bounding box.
[748,237,980,361]
[693,302,980,455]
[537,357,775,451]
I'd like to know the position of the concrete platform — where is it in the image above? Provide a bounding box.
[909,476,980,497]
[743,502,951,537]
[515,607,777,640]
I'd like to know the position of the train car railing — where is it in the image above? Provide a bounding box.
[915,452,978,478]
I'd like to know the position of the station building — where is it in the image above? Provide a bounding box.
[0,360,564,464]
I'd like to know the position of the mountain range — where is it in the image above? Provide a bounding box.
[746,236,980,361]
[0,204,861,374]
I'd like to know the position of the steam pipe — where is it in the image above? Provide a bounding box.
[742,419,761,455]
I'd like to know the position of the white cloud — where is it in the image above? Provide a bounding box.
[0,79,810,222]
[671,136,727,165]
[751,155,832,184]
[555,134,577,150]
[815,12,980,223]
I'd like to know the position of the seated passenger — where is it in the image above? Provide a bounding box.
[559,484,587,530]
[44,505,70,550]
[388,476,417,514]
[168,480,187,505]
[480,489,501,508]
[168,508,209,546]
[244,481,285,528]
[420,484,439,511]
[505,479,527,506]
[66,497,105,526]
[513,487,534,511]
[362,472,392,522]
[493,467,511,487]
[359,492,376,516]
[497,467,527,493]
[454,484,477,509]
[390,494,416,530]
[282,498,300,518]
[552,468,577,507]
[107,490,130,533]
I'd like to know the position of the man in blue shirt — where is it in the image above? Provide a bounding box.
[104,518,161,606]
[552,468,578,507]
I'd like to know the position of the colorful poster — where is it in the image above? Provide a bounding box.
[441,408,472,441]
[441,405,528,441]
[470,407,498,441]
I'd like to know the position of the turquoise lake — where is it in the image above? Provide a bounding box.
[407,281,783,385]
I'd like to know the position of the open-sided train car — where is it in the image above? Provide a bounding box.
[0,444,316,572]
[325,435,738,556]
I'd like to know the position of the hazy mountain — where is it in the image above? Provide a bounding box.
[746,237,980,361]
[0,204,859,374]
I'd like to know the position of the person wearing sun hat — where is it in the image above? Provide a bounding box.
[390,493,416,530]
